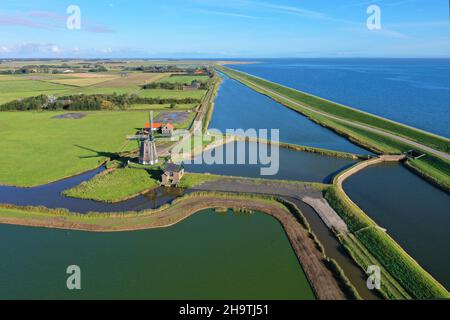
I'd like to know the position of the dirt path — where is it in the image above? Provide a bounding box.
[229,72,450,161]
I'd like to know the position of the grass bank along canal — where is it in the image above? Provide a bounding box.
[0,209,315,299]
[344,162,450,290]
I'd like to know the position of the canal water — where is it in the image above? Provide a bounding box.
[344,163,450,290]
[0,167,183,213]
[183,141,356,183]
[0,209,315,300]
[209,73,369,155]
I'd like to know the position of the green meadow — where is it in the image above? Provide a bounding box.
[0,111,152,187]
[63,86,140,95]
[0,80,71,104]
[130,103,197,110]
[63,167,160,202]
[138,89,207,99]
[157,75,209,84]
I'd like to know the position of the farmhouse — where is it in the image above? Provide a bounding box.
[161,163,185,187]
[145,121,174,136]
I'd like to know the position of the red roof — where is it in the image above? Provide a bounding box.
[145,122,174,129]
[145,122,163,129]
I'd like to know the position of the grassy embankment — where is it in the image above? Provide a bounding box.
[178,172,327,190]
[218,66,450,192]
[203,74,223,132]
[324,166,450,300]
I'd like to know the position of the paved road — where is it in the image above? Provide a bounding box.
[229,71,450,161]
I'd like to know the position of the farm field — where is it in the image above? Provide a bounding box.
[63,86,139,95]
[0,79,71,104]
[0,75,38,81]
[0,111,154,187]
[157,75,209,84]
[62,72,168,95]
[95,72,169,87]
[46,76,119,87]
[139,89,207,99]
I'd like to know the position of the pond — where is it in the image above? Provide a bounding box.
[0,209,315,300]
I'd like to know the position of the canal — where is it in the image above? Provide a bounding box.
[344,163,450,290]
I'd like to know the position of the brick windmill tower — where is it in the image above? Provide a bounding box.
[127,111,158,165]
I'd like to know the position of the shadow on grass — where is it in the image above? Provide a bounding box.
[75,145,133,165]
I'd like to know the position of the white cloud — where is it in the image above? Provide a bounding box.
[51,45,61,53]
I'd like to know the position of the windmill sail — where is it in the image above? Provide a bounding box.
[149,111,155,140]
[127,111,158,165]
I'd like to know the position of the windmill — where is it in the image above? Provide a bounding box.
[127,111,158,165]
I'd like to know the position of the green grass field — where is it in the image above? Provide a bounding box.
[63,86,139,95]
[61,72,167,95]
[63,167,160,202]
[0,111,153,187]
[0,80,71,104]
[138,89,207,99]
[130,103,197,110]
[157,75,209,84]
[46,77,119,87]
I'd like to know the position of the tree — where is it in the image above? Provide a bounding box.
[101,100,113,110]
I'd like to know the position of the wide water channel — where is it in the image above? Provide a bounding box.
[0,209,314,299]
[209,73,370,154]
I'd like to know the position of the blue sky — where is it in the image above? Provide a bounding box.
[0,0,449,58]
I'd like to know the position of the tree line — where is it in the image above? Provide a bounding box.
[0,94,201,111]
